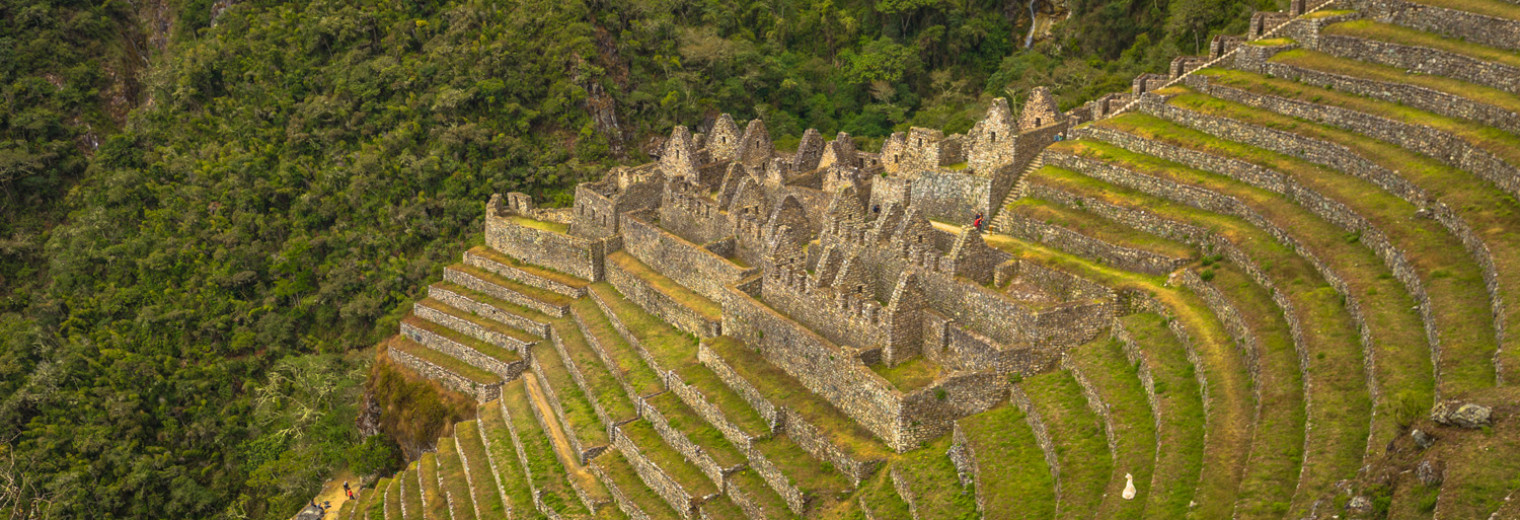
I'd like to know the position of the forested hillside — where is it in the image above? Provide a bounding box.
[0,0,1273,517]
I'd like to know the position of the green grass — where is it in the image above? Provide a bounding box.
[617,420,720,496]
[1202,265,1307,519]
[704,336,890,460]
[591,282,701,370]
[1432,390,1520,519]
[1117,313,1209,520]
[592,450,682,520]
[957,404,1054,520]
[552,315,640,424]
[455,421,508,519]
[509,215,571,234]
[1196,67,1520,167]
[699,494,747,519]
[501,380,588,517]
[469,245,590,288]
[436,437,479,520]
[404,313,526,365]
[380,476,400,520]
[400,462,425,520]
[606,251,723,320]
[728,468,794,520]
[1099,112,1449,444]
[1166,88,1520,388]
[433,281,554,325]
[1032,155,1372,516]
[1249,37,1294,46]
[1402,0,1520,22]
[1269,49,1520,120]
[478,402,544,520]
[1022,371,1112,520]
[856,470,912,520]
[672,363,773,438]
[892,436,979,520]
[750,435,855,501]
[419,452,450,520]
[1067,337,1156,520]
[1005,197,1197,259]
[450,264,575,307]
[387,336,501,386]
[571,297,665,397]
[532,337,611,448]
[867,356,942,393]
[1323,20,1520,69]
[418,298,541,344]
[646,391,747,468]
[1302,9,1355,19]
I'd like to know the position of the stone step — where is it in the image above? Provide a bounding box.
[590,449,684,520]
[386,336,502,403]
[497,379,598,518]
[434,438,478,520]
[1112,312,1210,520]
[1262,48,1520,135]
[604,251,723,338]
[953,404,1055,520]
[475,399,539,519]
[855,470,912,520]
[611,419,723,519]
[381,476,400,520]
[351,477,387,520]
[640,391,747,488]
[465,245,590,298]
[413,298,538,352]
[589,282,703,382]
[418,452,449,520]
[889,436,980,520]
[452,421,508,520]
[400,315,527,381]
[557,307,643,429]
[399,462,423,520]
[530,337,613,461]
[1350,0,1520,51]
[995,196,1195,276]
[724,469,793,520]
[1315,20,1520,95]
[428,281,553,338]
[573,296,668,400]
[444,264,573,318]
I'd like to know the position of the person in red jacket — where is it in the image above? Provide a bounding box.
[972,213,984,231]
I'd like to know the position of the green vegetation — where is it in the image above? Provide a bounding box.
[469,246,591,289]
[1400,0,1520,23]
[673,363,773,438]
[1322,21,1520,69]
[1022,371,1111,520]
[555,311,641,423]
[388,337,501,385]
[1068,337,1157,520]
[572,296,666,397]
[404,313,526,363]
[451,264,576,307]
[436,438,480,520]
[435,281,556,332]
[729,469,794,520]
[1006,197,1198,259]
[592,450,681,520]
[751,435,855,502]
[591,281,705,366]
[529,338,610,448]
[646,392,746,468]
[1268,49,1520,118]
[477,402,541,519]
[618,420,720,496]
[419,452,450,520]
[957,405,1055,520]
[892,437,979,520]
[401,463,425,519]
[454,422,509,519]
[509,216,571,235]
[605,252,724,321]
[868,356,943,393]
[501,380,588,517]
[376,477,399,520]
[417,298,540,344]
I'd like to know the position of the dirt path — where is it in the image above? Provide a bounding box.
[311,469,357,519]
[521,372,601,493]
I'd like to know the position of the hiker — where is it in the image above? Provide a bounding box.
[872,204,880,214]
[343,481,351,499]
[1054,132,1065,142]
[972,213,984,231]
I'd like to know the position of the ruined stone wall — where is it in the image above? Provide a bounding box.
[428,284,552,337]
[620,212,756,304]
[897,372,1009,447]
[488,209,604,282]
[659,191,731,246]
[1314,34,1520,96]
[1263,59,1520,135]
[573,184,620,238]
[387,347,501,402]
[611,429,704,518]
[908,171,994,224]
[604,252,722,338]
[400,320,528,379]
[996,212,1190,275]
[1343,0,1520,52]
[761,271,891,353]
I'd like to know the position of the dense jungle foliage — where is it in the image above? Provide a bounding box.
[0,0,1276,517]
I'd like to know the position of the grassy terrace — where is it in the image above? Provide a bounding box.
[478,402,542,519]
[980,230,1225,519]
[449,264,575,308]
[591,282,701,370]
[468,245,590,289]
[1204,265,1307,519]
[956,404,1054,520]
[1097,112,1447,439]
[552,315,640,424]
[704,336,891,461]
[403,314,523,366]
[1006,196,1198,260]
[1067,336,1156,520]
[854,471,911,520]
[646,392,747,468]
[387,337,501,386]
[750,434,854,502]
[419,453,449,520]
[729,469,792,520]
[672,363,772,438]
[1322,20,1520,70]
[508,215,571,234]
[606,251,723,321]
[572,297,665,397]
[1031,158,1372,515]
[413,302,538,349]
[532,339,610,448]
[1269,49,1520,120]
[867,357,941,394]
[1404,0,1520,22]
[501,380,589,517]
[618,420,721,497]
[400,462,424,520]
[1196,68,1520,168]
[1166,88,1520,387]
[431,282,553,333]
[1022,370,1111,520]
[436,438,479,520]
[1434,387,1520,518]
[381,477,400,520]
[893,437,979,520]
[455,421,509,519]
[593,450,681,520]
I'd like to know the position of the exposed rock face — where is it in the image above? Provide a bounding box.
[1416,459,1443,486]
[1431,400,1493,429]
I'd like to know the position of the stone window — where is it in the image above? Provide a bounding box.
[990,131,997,142]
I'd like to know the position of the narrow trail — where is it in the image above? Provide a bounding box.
[522,371,601,493]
